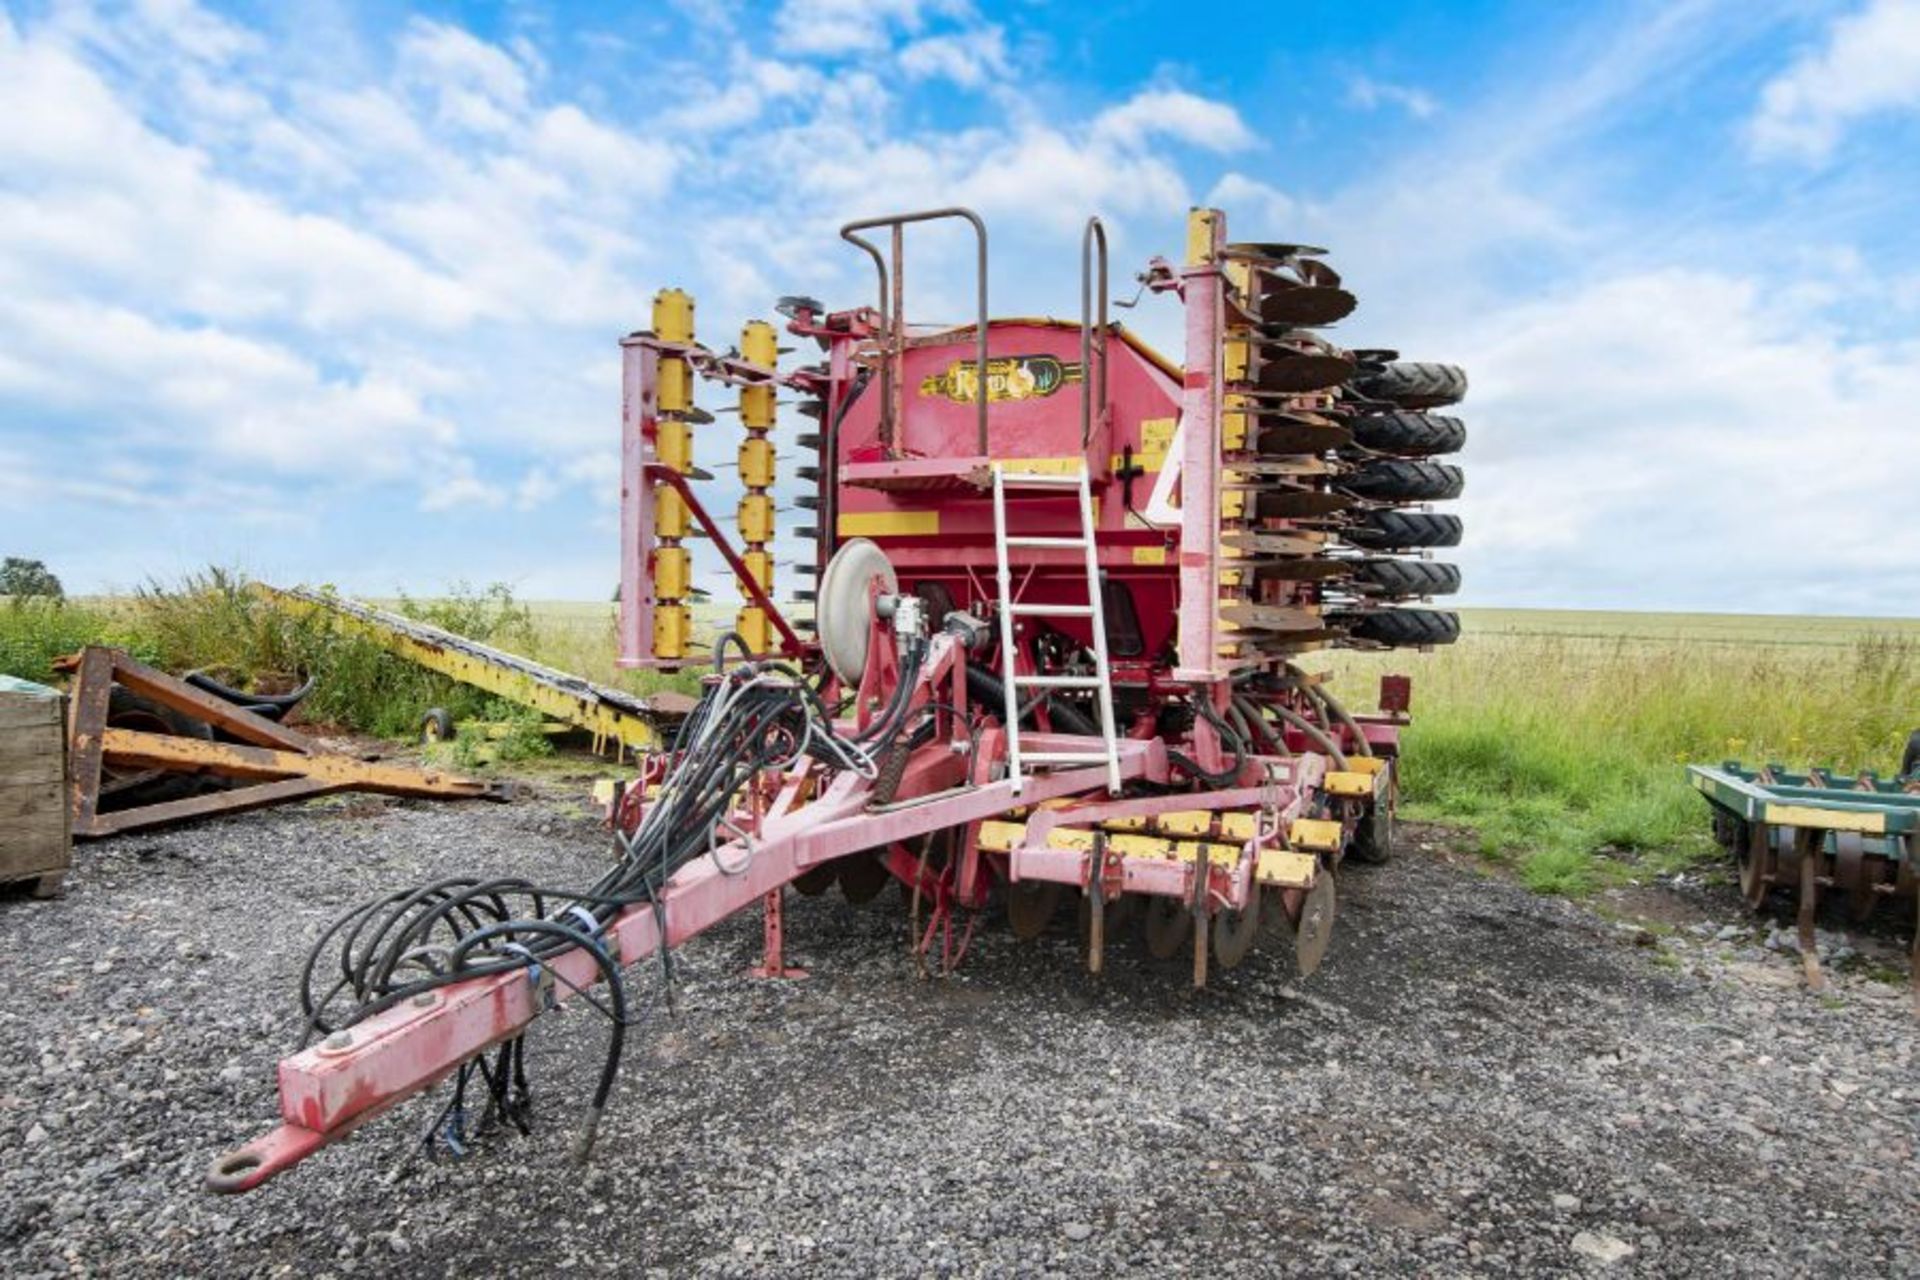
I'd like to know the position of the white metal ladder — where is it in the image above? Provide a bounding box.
[991,462,1122,795]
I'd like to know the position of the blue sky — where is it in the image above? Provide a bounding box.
[3,0,1918,614]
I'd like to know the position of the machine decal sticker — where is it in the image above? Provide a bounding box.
[918,355,1084,403]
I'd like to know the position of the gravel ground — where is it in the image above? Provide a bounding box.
[2,786,1917,1277]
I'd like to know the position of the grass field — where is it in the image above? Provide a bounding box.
[4,581,1914,895]
[1324,609,1919,892]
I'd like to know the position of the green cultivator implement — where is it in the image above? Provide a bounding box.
[1689,751,1920,1000]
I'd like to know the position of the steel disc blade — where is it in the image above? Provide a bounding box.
[1006,878,1064,940]
[1213,889,1262,969]
[1256,285,1357,328]
[837,855,890,905]
[1252,352,1356,394]
[1142,895,1191,959]
[793,865,836,897]
[1251,489,1352,519]
[1224,241,1330,259]
[1293,872,1337,977]
[1252,419,1352,454]
[1248,559,1355,585]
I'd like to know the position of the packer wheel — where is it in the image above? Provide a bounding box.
[1350,361,1467,409]
[1348,410,1466,457]
[1343,510,1463,550]
[1334,608,1461,647]
[1342,459,1465,502]
[1351,559,1461,598]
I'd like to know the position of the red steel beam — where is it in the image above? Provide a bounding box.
[208,734,1165,1193]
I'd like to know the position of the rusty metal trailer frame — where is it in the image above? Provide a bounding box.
[59,647,506,839]
[1688,761,1920,996]
[261,585,674,757]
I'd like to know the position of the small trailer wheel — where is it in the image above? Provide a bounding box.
[420,708,456,744]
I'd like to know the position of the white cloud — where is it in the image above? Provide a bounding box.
[1092,89,1255,152]
[1206,173,1294,228]
[1446,268,1920,608]
[396,18,533,134]
[773,0,956,56]
[0,24,484,331]
[1748,0,1920,160]
[1346,74,1438,119]
[660,55,823,133]
[0,293,457,480]
[898,27,1008,88]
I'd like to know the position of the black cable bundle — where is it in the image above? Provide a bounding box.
[294,630,929,1162]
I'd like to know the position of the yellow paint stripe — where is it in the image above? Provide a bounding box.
[1762,803,1885,834]
[1289,817,1343,852]
[837,510,940,537]
[1256,849,1317,888]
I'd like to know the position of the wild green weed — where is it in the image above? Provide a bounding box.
[1330,628,1919,895]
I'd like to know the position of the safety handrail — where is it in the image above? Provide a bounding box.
[1081,216,1108,451]
[840,207,990,457]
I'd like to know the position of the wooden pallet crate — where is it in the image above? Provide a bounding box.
[0,674,69,897]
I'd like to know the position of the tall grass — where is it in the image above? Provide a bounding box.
[0,570,682,740]
[1327,628,1920,893]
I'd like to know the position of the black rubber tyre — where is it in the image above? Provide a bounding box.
[1349,411,1466,457]
[419,707,456,744]
[1344,510,1463,550]
[1334,608,1461,647]
[1343,459,1464,502]
[1351,559,1461,597]
[1347,803,1393,865]
[1902,729,1920,779]
[1350,361,1467,409]
[99,689,215,810]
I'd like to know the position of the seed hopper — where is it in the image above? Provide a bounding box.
[207,206,1469,1192]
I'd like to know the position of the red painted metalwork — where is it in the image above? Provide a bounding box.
[617,337,657,669]
[1378,673,1413,715]
[642,464,805,658]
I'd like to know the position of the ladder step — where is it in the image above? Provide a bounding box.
[1006,536,1088,549]
[1018,751,1116,765]
[1010,603,1094,617]
[999,473,1085,488]
[1013,674,1105,689]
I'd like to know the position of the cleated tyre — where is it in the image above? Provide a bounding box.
[1335,608,1461,647]
[1351,559,1461,597]
[1344,510,1463,550]
[1343,459,1464,502]
[1350,361,1467,409]
[1349,410,1466,457]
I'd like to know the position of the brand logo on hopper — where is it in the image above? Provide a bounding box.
[919,355,1084,403]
